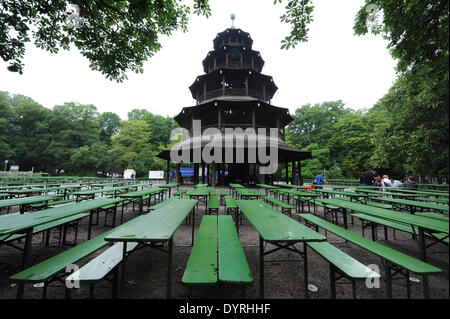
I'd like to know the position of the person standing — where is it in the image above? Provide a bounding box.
[405,176,419,189]
[359,168,375,186]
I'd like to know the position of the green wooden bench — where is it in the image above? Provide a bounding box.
[415,212,449,221]
[312,199,343,225]
[299,213,442,299]
[219,189,228,205]
[263,196,295,217]
[99,199,130,227]
[173,189,187,198]
[30,197,78,210]
[307,241,380,298]
[339,197,393,209]
[224,196,238,215]
[182,215,253,297]
[0,212,88,247]
[208,195,220,215]
[65,241,139,298]
[351,213,450,245]
[10,228,118,299]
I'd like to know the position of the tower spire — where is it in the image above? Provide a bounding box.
[230,13,236,29]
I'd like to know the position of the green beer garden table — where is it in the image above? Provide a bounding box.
[0,194,63,214]
[104,198,197,298]
[235,199,326,299]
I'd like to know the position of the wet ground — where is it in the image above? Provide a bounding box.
[0,186,448,300]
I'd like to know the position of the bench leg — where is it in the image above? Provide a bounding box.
[303,242,309,299]
[167,238,173,299]
[384,263,393,299]
[405,271,411,299]
[42,281,48,299]
[330,265,336,299]
[422,275,430,299]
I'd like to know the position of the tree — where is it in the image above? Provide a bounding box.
[109,119,154,176]
[354,0,449,75]
[44,102,100,171]
[0,0,211,81]
[370,63,449,177]
[9,95,52,172]
[328,109,384,178]
[99,112,122,144]
[0,92,18,162]
[300,143,331,180]
[285,100,350,151]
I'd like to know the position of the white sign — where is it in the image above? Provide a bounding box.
[149,171,164,179]
[124,169,136,179]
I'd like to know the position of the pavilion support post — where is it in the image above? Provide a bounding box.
[194,163,199,185]
[298,161,303,185]
[291,161,296,185]
[202,163,206,184]
[285,162,289,184]
[212,163,216,187]
[166,160,170,184]
[176,164,181,184]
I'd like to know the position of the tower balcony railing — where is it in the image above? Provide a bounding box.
[186,124,285,140]
[198,88,267,103]
[208,61,260,73]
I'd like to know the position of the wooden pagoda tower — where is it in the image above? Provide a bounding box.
[158,18,312,186]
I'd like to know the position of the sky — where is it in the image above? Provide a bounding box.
[0,0,397,120]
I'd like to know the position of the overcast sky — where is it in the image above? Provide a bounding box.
[0,0,397,120]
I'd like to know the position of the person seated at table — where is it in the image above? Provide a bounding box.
[315,171,326,186]
[381,175,392,191]
[391,179,404,188]
[405,176,419,189]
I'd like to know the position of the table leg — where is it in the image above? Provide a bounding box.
[191,207,195,246]
[303,242,309,299]
[167,238,173,299]
[259,236,264,299]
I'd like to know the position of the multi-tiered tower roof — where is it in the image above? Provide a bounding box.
[158,19,311,185]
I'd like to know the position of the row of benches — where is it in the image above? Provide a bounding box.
[9,195,179,299]
[7,190,446,299]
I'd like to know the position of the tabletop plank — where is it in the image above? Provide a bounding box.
[235,199,326,243]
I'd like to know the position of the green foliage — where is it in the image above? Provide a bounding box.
[286,100,350,149]
[0,93,172,176]
[0,0,212,81]
[99,112,122,144]
[301,143,331,179]
[277,0,314,50]
[369,63,449,177]
[109,119,157,176]
[354,0,449,74]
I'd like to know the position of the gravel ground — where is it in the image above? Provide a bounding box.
[0,186,448,300]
